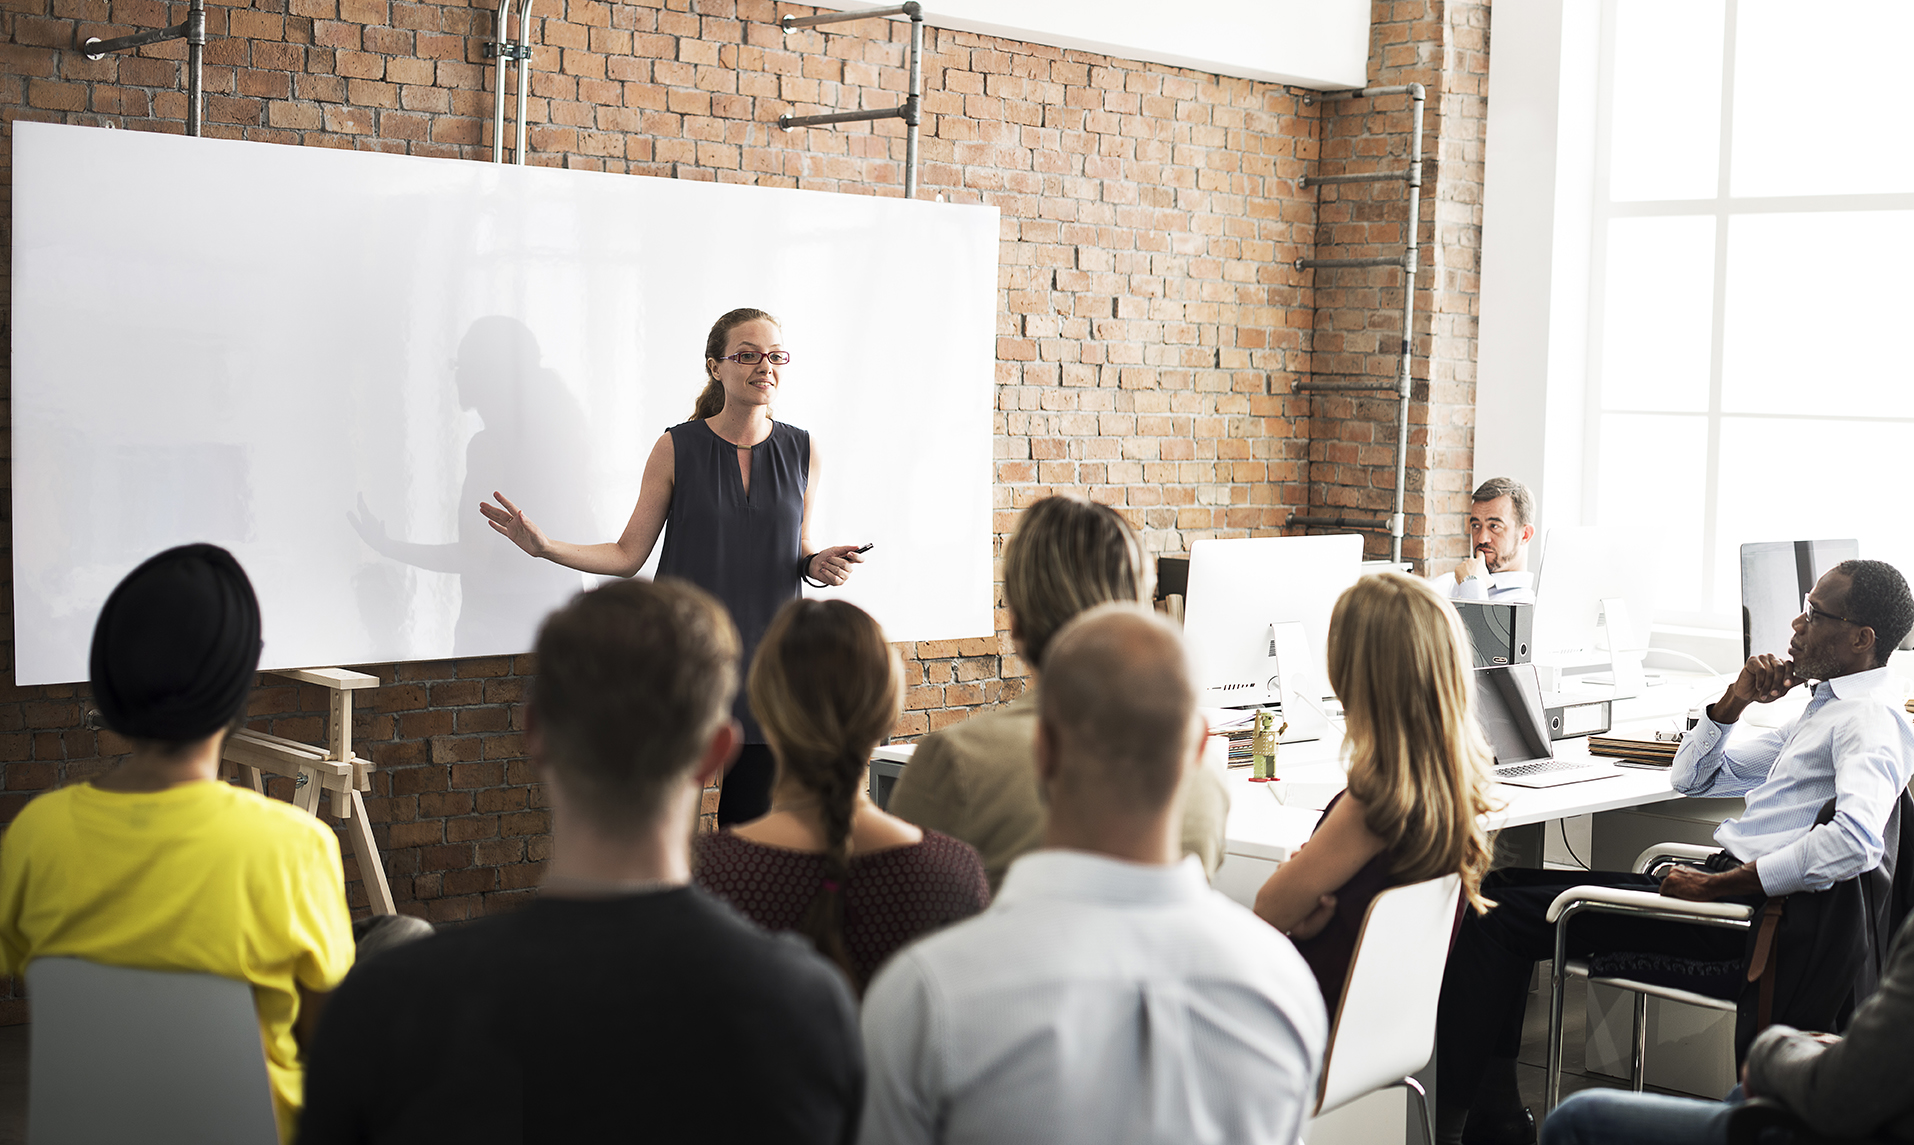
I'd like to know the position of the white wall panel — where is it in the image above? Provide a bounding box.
[12,122,998,684]
[813,0,1371,89]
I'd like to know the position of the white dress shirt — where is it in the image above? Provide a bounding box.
[858,850,1327,1145]
[1670,665,1914,896]
[1437,568,1535,604]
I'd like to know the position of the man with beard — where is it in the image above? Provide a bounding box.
[1433,559,1914,1145]
[1435,477,1537,604]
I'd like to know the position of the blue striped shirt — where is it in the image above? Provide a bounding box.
[1671,666,1914,897]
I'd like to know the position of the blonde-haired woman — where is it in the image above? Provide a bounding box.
[1253,571,1495,1010]
[694,599,989,992]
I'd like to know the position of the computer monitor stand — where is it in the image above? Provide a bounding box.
[1270,621,1330,744]
[1598,597,1646,700]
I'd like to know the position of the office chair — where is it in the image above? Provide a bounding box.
[1312,873,1464,1145]
[27,957,279,1145]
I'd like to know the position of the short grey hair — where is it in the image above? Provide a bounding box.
[1470,477,1534,529]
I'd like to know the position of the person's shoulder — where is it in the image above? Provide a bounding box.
[922,697,1036,762]
[5,784,81,833]
[207,783,342,851]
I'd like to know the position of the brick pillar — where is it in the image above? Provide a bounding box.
[1295,0,1489,573]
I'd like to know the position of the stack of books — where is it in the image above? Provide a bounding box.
[1588,735,1681,768]
[1224,729,1255,769]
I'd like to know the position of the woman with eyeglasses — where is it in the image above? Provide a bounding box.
[481,308,868,824]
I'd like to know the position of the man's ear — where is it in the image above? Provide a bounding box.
[694,719,743,787]
[526,707,546,777]
[1519,522,1536,547]
[1852,623,1879,667]
[1033,716,1060,790]
[1187,713,1210,774]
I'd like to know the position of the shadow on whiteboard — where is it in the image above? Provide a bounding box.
[346,317,594,657]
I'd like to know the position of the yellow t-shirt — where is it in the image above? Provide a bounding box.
[0,780,355,1142]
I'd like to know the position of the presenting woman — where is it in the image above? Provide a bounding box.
[481,308,868,824]
[1252,572,1496,1013]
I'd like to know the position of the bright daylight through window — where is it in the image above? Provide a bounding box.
[1585,0,1914,626]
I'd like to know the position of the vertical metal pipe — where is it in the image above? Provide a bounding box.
[185,0,205,137]
[492,0,512,162]
[1387,83,1426,566]
[1546,908,1571,1111]
[514,0,535,164]
[903,11,922,198]
[1630,991,1649,1091]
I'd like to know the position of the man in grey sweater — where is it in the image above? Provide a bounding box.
[1541,909,1914,1144]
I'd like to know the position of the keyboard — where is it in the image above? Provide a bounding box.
[1493,758,1623,789]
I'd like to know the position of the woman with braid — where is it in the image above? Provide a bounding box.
[694,599,989,990]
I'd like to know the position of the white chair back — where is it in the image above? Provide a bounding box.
[1314,873,1463,1117]
[28,957,279,1145]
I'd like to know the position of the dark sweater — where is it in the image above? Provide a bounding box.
[694,828,989,987]
[298,887,863,1145]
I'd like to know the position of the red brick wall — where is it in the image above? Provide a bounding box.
[0,0,1489,1002]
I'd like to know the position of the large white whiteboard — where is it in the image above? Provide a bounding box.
[11,122,998,685]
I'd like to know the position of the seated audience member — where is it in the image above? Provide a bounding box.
[1436,559,1914,1145]
[1433,476,1537,604]
[695,599,989,991]
[888,495,1229,892]
[0,545,355,1144]
[859,606,1328,1145]
[1542,904,1914,1145]
[1253,572,1495,1011]
[299,579,864,1144]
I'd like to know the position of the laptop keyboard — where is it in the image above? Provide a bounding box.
[1495,759,1595,777]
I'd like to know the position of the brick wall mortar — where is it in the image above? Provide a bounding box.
[0,0,1482,1020]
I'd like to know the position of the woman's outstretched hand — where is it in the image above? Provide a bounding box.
[806,544,869,587]
[480,491,551,558]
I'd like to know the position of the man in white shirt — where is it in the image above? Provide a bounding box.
[1435,476,1536,604]
[1436,559,1914,1145]
[859,605,1328,1145]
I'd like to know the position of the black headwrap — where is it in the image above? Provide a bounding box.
[89,544,263,742]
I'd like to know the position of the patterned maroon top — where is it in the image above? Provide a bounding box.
[693,829,990,985]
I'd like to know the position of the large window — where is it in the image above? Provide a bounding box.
[1584,0,1914,626]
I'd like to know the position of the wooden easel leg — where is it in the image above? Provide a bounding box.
[241,764,266,795]
[344,789,397,916]
[293,769,324,816]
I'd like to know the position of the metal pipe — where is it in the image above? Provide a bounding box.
[514,0,535,164]
[780,106,909,130]
[1302,169,1412,187]
[1630,991,1649,1092]
[904,8,922,198]
[1387,83,1425,564]
[185,0,204,137]
[1302,83,1424,105]
[83,23,187,55]
[1287,514,1389,532]
[491,0,511,162]
[782,3,916,31]
[1293,380,1401,393]
[1547,911,1569,1112]
[1294,256,1399,270]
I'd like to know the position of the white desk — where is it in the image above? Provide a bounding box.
[1213,670,1736,907]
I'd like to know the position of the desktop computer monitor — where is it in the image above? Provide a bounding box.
[1740,539,1859,660]
[1473,663,1553,768]
[1532,526,1658,662]
[1182,533,1364,709]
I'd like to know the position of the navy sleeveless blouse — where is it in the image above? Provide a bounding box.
[657,419,810,744]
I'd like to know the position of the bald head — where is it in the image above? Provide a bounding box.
[1038,604,1198,815]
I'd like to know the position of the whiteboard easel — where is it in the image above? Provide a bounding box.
[221,668,396,915]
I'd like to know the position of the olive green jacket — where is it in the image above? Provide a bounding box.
[887,686,1230,895]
